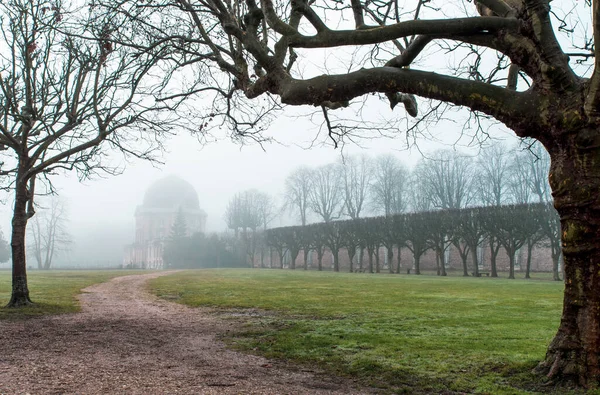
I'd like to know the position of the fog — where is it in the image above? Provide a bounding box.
[0,109,519,268]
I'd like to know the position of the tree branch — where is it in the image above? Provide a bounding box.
[287,17,521,48]
[585,0,600,117]
[279,67,541,135]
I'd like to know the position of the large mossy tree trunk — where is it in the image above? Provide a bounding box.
[7,178,32,308]
[537,137,600,385]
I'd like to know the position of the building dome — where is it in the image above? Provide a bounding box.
[142,175,200,210]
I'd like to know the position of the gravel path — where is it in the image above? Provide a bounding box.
[0,271,369,394]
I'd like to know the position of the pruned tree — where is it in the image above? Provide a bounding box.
[284,166,312,226]
[307,223,327,271]
[1,0,172,306]
[95,0,600,385]
[340,219,361,272]
[482,204,540,280]
[323,221,344,272]
[453,208,487,277]
[403,212,430,275]
[423,210,454,277]
[371,154,409,216]
[27,197,71,270]
[308,163,343,223]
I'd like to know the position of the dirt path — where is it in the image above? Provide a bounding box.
[0,271,369,394]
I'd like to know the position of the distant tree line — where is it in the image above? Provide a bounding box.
[223,140,554,271]
[263,203,561,280]
[226,140,551,230]
[282,141,551,225]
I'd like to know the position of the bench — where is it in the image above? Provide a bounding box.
[472,272,490,277]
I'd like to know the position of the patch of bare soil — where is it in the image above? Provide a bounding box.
[0,272,371,394]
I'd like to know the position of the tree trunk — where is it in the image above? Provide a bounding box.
[536,141,600,385]
[387,246,394,274]
[7,180,32,307]
[471,248,479,278]
[358,247,364,272]
[396,247,401,274]
[290,251,297,270]
[435,252,441,276]
[260,247,265,268]
[440,250,447,277]
[414,255,420,275]
[525,240,534,279]
[461,253,469,276]
[317,250,323,271]
[332,250,339,272]
[489,237,500,278]
[368,251,373,273]
[375,247,380,273]
[347,249,355,273]
[508,250,515,280]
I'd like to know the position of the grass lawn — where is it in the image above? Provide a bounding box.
[150,269,573,394]
[0,269,136,319]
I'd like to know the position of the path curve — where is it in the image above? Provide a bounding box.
[0,271,369,394]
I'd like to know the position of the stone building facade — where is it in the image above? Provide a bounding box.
[123,175,207,268]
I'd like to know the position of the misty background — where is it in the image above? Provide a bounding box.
[0,104,519,268]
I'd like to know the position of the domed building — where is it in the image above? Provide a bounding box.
[124,175,207,268]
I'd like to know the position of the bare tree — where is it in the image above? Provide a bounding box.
[225,189,270,265]
[475,144,513,206]
[96,0,600,384]
[27,197,71,270]
[1,0,172,307]
[340,155,371,219]
[371,154,409,216]
[508,150,535,204]
[413,150,475,210]
[308,163,343,223]
[284,166,312,226]
[523,139,552,203]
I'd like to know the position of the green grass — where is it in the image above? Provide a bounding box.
[0,269,136,319]
[150,269,573,394]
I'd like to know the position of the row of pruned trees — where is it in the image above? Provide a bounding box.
[264,203,562,280]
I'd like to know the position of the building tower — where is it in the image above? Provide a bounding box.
[123,175,207,268]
